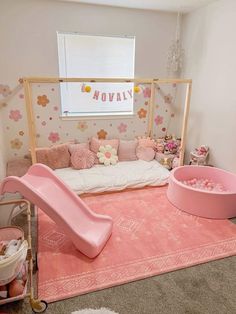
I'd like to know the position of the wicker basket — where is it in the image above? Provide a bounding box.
[0,226,28,285]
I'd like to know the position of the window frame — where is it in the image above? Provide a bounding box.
[57,32,136,119]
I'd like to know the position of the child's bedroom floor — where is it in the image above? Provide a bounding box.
[2,216,236,314]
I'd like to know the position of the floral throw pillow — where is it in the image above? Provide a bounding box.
[97,145,118,166]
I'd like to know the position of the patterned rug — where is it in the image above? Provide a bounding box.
[37,187,236,302]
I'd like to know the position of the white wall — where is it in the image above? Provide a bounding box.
[0,0,178,162]
[0,0,176,79]
[182,0,236,172]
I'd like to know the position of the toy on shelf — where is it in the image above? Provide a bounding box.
[190,145,209,166]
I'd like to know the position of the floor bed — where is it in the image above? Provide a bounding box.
[54,160,170,195]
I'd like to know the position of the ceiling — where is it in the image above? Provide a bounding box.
[60,0,218,13]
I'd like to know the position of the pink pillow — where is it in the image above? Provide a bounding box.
[136,146,155,161]
[36,144,70,170]
[71,148,95,170]
[118,139,138,161]
[7,158,32,177]
[138,137,156,148]
[68,143,89,154]
[90,137,119,154]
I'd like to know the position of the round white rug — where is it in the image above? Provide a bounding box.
[72,308,119,314]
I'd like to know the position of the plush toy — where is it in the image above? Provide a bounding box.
[155,138,165,153]
[97,145,118,166]
[172,156,180,168]
[155,152,175,169]
[162,157,173,170]
[195,145,209,156]
[8,279,25,297]
[164,140,178,154]
[190,145,209,166]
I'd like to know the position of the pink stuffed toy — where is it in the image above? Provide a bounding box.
[190,145,209,166]
[8,279,25,297]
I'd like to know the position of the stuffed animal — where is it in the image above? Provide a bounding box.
[172,156,180,168]
[155,152,175,169]
[164,140,178,155]
[190,145,209,165]
[155,138,165,153]
[8,279,25,297]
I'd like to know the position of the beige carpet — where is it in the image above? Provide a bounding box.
[72,308,119,314]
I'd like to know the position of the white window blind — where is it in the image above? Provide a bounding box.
[57,33,135,117]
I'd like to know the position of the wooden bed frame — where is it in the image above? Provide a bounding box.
[22,77,192,166]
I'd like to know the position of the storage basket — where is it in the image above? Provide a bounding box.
[0,226,28,285]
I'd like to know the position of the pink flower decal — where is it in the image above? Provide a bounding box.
[0,84,11,97]
[143,87,151,98]
[48,132,60,143]
[154,115,164,126]
[117,122,127,133]
[9,110,22,122]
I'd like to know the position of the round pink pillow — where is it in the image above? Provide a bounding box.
[136,146,155,161]
[71,148,95,169]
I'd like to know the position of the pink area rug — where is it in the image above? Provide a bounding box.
[37,187,236,302]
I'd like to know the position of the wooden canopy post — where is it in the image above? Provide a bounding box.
[147,81,155,137]
[23,78,37,164]
[179,82,192,165]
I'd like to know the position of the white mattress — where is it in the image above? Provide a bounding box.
[55,160,169,194]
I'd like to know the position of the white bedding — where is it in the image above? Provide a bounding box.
[54,160,169,194]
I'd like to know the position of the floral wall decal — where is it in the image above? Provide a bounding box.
[1,80,179,159]
[77,121,88,132]
[37,95,49,107]
[137,108,147,119]
[10,138,23,149]
[97,129,107,139]
[0,84,11,97]
[152,84,179,138]
[48,132,60,143]
[9,109,22,122]
[154,115,164,126]
[117,122,127,133]
[143,87,151,98]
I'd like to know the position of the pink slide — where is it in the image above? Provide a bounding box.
[0,164,113,258]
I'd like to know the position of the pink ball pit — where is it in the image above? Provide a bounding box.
[167,166,236,219]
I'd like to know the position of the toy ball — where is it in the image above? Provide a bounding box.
[134,86,140,93]
[8,279,25,297]
[85,85,91,93]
